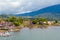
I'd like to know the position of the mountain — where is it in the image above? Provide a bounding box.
[35,13,60,20]
[15,4,60,16]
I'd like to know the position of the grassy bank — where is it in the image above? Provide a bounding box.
[0,16,60,32]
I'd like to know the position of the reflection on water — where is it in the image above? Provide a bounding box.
[0,26,60,40]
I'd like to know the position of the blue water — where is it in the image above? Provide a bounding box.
[0,26,60,40]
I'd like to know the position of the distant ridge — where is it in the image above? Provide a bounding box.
[15,4,60,16]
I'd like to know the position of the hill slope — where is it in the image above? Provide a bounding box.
[35,13,60,20]
[15,4,60,16]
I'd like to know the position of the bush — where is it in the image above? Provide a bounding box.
[13,21,20,26]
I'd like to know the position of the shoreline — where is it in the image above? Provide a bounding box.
[0,25,60,37]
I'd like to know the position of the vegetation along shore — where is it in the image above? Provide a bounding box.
[0,16,60,36]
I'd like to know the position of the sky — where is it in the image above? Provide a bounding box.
[0,0,60,14]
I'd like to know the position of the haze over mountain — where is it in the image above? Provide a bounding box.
[15,4,60,16]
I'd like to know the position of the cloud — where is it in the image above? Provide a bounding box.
[10,1,20,8]
[17,11,32,14]
[0,0,60,14]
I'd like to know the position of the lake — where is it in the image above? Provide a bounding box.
[0,26,60,40]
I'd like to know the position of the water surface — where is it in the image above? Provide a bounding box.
[0,26,60,40]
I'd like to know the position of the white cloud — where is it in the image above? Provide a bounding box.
[0,0,60,14]
[17,11,32,14]
[27,2,32,6]
[10,1,20,8]
[0,0,22,11]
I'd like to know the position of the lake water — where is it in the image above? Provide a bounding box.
[0,26,60,40]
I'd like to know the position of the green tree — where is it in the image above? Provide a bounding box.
[32,18,47,24]
[54,20,58,23]
[6,16,17,22]
[17,17,23,24]
[37,18,47,22]
[13,21,20,26]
